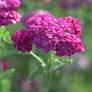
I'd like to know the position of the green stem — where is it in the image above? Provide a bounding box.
[30,51,46,67]
[41,69,52,92]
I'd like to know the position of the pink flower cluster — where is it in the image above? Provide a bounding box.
[0,0,21,10]
[57,17,81,36]
[12,29,33,52]
[0,59,10,71]
[0,0,21,26]
[2,62,10,71]
[12,10,85,56]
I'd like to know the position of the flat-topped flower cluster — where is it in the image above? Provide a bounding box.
[0,0,21,26]
[12,10,85,56]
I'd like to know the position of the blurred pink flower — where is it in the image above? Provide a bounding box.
[77,56,89,69]
[2,62,10,71]
[31,80,39,89]
[0,59,10,71]
[21,79,31,91]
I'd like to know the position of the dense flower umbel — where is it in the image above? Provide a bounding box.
[0,0,21,10]
[55,33,85,56]
[12,10,85,56]
[22,10,54,28]
[11,29,33,52]
[0,10,21,25]
[22,12,64,52]
[57,16,81,36]
[0,0,21,26]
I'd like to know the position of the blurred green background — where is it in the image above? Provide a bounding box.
[0,0,92,92]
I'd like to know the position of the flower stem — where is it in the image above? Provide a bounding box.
[30,52,46,67]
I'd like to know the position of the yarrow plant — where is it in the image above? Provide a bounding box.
[12,10,85,56]
[0,0,85,92]
[11,10,85,92]
[0,0,85,91]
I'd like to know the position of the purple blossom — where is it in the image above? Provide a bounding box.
[55,33,85,56]
[57,16,82,36]
[12,10,85,56]
[22,10,54,28]
[21,11,58,52]
[22,12,59,52]
[33,30,55,52]
[11,29,33,52]
[0,0,21,10]
[0,10,21,26]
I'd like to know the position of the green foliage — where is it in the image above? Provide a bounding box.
[0,68,15,92]
[0,26,11,44]
[0,26,13,59]
[0,68,15,79]
[47,52,73,71]
[1,78,11,92]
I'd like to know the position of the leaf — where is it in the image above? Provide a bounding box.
[0,27,11,44]
[0,26,12,58]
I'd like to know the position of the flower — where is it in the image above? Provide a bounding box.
[21,11,60,52]
[2,62,10,71]
[0,0,21,10]
[21,10,54,27]
[57,16,82,36]
[55,33,85,56]
[0,0,21,26]
[0,10,21,26]
[12,10,85,56]
[11,29,33,52]
[21,79,31,91]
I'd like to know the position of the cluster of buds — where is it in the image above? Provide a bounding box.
[12,10,85,56]
[0,0,21,26]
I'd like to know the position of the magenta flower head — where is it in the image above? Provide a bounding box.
[11,29,33,52]
[12,10,85,56]
[21,10,59,52]
[55,33,85,56]
[21,10,54,28]
[57,16,82,36]
[0,0,21,10]
[0,10,21,26]
[23,12,58,52]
